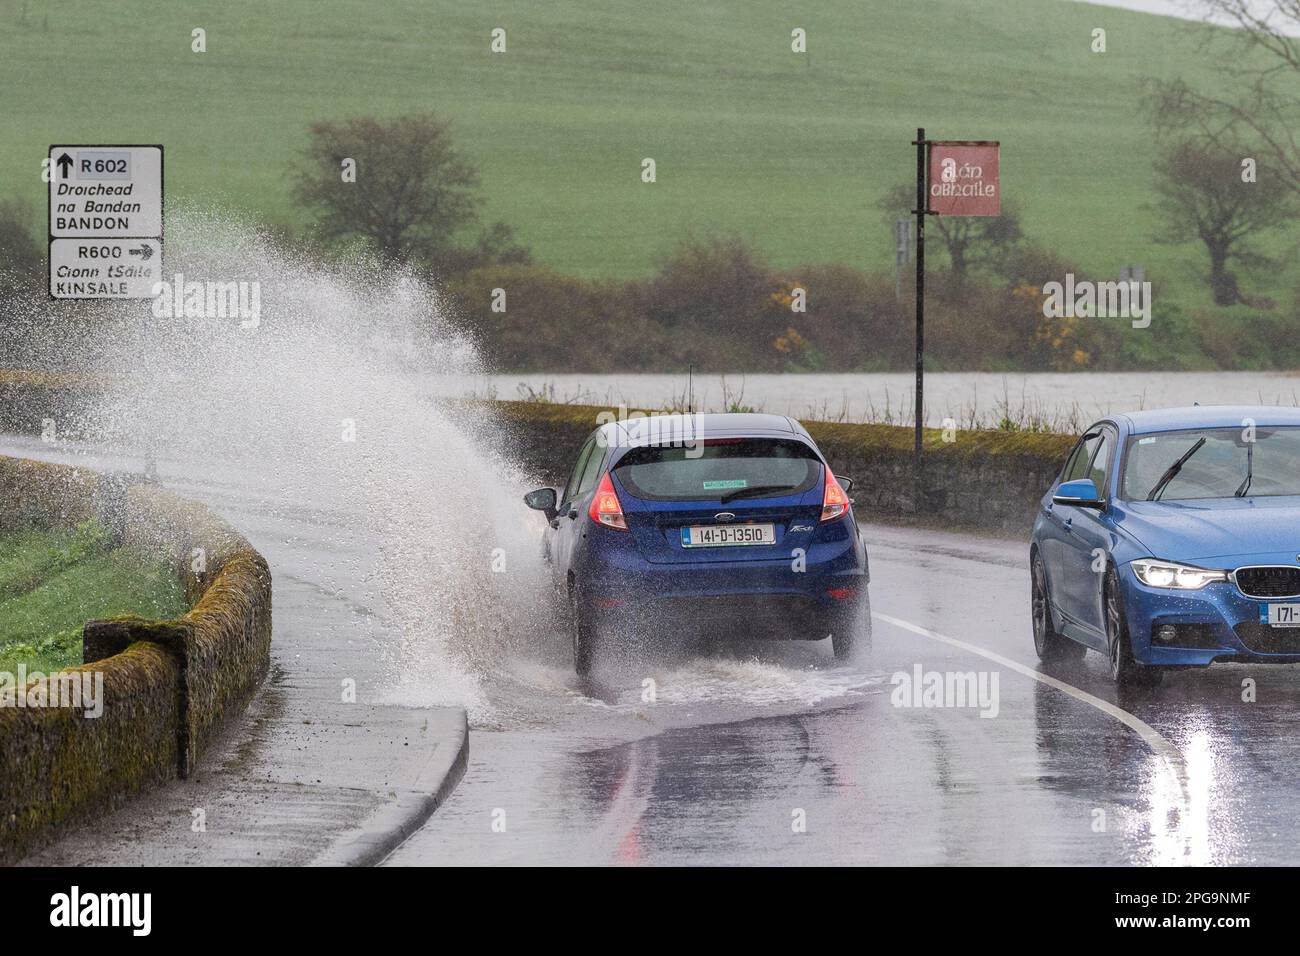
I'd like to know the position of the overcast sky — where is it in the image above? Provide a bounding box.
[1069,0,1196,17]
[1068,0,1300,32]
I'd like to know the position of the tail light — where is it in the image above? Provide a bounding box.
[589,472,628,530]
[820,471,849,522]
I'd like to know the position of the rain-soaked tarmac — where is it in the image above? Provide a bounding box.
[387,525,1294,866]
[6,434,1300,866]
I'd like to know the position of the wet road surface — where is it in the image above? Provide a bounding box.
[6,435,1300,865]
[385,528,1300,866]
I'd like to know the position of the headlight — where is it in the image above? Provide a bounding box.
[1131,559,1227,590]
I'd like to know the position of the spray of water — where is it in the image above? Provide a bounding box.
[3,207,881,724]
[12,208,554,720]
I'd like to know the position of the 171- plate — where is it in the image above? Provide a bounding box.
[1263,603,1300,628]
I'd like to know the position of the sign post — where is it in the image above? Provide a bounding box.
[48,144,163,300]
[909,133,999,510]
[912,129,929,496]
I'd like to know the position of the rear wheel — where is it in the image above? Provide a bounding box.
[570,586,599,677]
[830,594,870,662]
[1031,551,1085,662]
[1105,567,1162,687]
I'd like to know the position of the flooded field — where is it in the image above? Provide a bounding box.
[437,371,1300,431]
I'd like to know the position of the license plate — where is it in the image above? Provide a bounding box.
[1262,603,1300,628]
[681,523,775,548]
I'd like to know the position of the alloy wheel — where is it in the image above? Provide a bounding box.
[1032,559,1049,654]
[1106,582,1123,680]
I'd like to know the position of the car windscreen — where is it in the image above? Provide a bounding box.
[1121,426,1300,501]
[613,438,821,502]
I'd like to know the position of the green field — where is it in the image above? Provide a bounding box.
[0,522,189,673]
[0,0,1290,301]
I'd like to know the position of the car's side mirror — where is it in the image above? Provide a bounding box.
[1053,478,1104,509]
[835,475,854,494]
[524,488,559,521]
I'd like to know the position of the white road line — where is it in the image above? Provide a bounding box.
[872,611,1188,786]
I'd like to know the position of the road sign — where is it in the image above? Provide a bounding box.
[927,141,1000,217]
[48,239,163,299]
[909,133,1002,506]
[48,144,163,299]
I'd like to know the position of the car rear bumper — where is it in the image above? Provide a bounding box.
[603,591,862,640]
[588,588,866,641]
[1120,562,1300,665]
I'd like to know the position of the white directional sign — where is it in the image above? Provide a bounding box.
[48,238,163,299]
[48,144,163,299]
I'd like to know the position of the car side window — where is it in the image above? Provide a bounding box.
[1064,431,1102,482]
[562,437,597,505]
[1060,440,1086,482]
[576,441,606,496]
[1087,428,1115,496]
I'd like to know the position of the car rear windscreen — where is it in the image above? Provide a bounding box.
[613,438,820,502]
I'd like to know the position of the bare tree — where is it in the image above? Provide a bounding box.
[1153,2,1300,197]
[1151,139,1295,305]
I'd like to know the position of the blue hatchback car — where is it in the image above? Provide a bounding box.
[1031,405,1300,685]
[524,413,870,674]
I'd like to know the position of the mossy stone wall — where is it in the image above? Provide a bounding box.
[0,455,272,863]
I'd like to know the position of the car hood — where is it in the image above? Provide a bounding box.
[1115,496,1300,567]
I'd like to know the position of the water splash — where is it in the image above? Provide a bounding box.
[14,207,551,721]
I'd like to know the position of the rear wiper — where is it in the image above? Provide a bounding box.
[1147,437,1206,501]
[1234,438,1254,497]
[719,484,799,504]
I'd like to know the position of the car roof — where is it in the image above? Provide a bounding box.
[1116,405,1300,434]
[595,412,810,448]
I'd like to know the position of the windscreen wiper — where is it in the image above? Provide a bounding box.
[1234,439,1254,497]
[719,484,799,504]
[1147,437,1206,501]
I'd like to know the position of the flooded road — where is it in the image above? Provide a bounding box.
[6,431,1300,867]
[385,527,1300,867]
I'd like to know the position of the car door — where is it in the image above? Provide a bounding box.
[1057,424,1116,636]
[1040,428,1101,617]
[552,435,598,581]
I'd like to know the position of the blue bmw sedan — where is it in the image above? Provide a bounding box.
[524,413,870,675]
[1031,405,1300,686]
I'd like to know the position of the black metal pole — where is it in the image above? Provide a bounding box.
[913,127,927,506]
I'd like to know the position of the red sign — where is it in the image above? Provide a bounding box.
[928,142,1000,216]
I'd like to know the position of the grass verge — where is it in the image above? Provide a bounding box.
[0,521,190,674]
